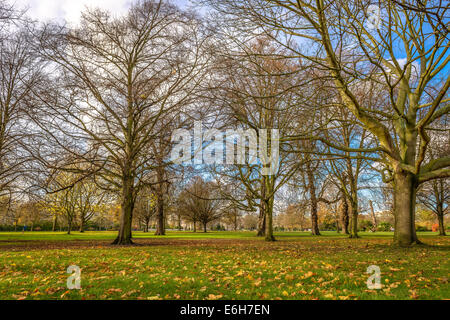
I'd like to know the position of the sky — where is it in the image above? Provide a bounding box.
[14,0,190,25]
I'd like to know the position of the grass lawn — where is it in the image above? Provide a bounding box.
[0,231,448,300]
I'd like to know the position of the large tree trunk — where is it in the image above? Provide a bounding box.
[193,221,197,232]
[144,219,149,233]
[393,171,420,246]
[257,207,266,236]
[349,196,359,238]
[307,164,320,236]
[79,216,85,233]
[112,175,134,245]
[67,218,72,235]
[154,193,165,236]
[335,215,340,233]
[264,197,275,241]
[257,177,266,237]
[310,201,320,235]
[437,209,446,236]
[154,165,166,236]
[346,168,359,238]
[437,214,446,236]
[52,216,57,232]
[203,222,207,233]
[341,192,349,234]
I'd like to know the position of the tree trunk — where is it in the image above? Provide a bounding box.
[349,197,359,238]
[310,201,320,235]
[437,210,446,236]
[67,219,72,235]
[341,193,349,234]
[257,207,266,236]
[264,198,275,241]
[79,217,85,233]
[369,200,377,232]
[393,171,420,246]
[346,171,359,238]
[112,175,134,245]
[257,177,266,237]
[203,222,207,233]
[435,183,446,236]
[52,216,57,232]
[154,165,166,236]
[193,221,197,232]
[307,165,320,236]
[154,194,165,236]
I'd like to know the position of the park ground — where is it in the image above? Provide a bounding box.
[0,231,448,300]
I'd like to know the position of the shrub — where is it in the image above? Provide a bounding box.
[377,222,393,232]
[214,224,226,231]
[358,220,373,231]
[416,225,429,232]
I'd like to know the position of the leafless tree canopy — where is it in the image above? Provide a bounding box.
[0,0,447,246]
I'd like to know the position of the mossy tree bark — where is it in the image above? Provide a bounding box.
[154,193,165,236]
[112,172,135,245]
[257,178,266,237]
[306,162,321,236]
[437,211,446,236]
[340,192,349,234]
[52,216,57,232]
[79,217,85,233]
[348,194,359,238]
[262,175,276,242]
[393,171,420,246]
[264,197,275,241]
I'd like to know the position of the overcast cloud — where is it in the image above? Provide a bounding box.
[14,0,189,25]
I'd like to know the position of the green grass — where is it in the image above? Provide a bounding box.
[0,231,448,300]
[0,230,443,241]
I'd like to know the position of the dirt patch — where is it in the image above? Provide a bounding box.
[0,238,260,252]
[0,237,448,253]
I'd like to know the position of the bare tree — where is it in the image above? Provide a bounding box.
[134,188,156,233]
[417,120,449,236]
[203,0,450,246]
[417,178,449,236]
[0,22,42,210]
[325,105,377,238]
[45,172,78,234]
[178,177,223,232]
[75,177,107,233]
[34,1,210,244]
[211,37,307,241]
[222,205,242,231]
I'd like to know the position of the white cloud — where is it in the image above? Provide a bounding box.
[15,0,132,25]
[15,0,191,25]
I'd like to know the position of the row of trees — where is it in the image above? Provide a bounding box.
[0,0,448,246]
[3,177,446,234]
